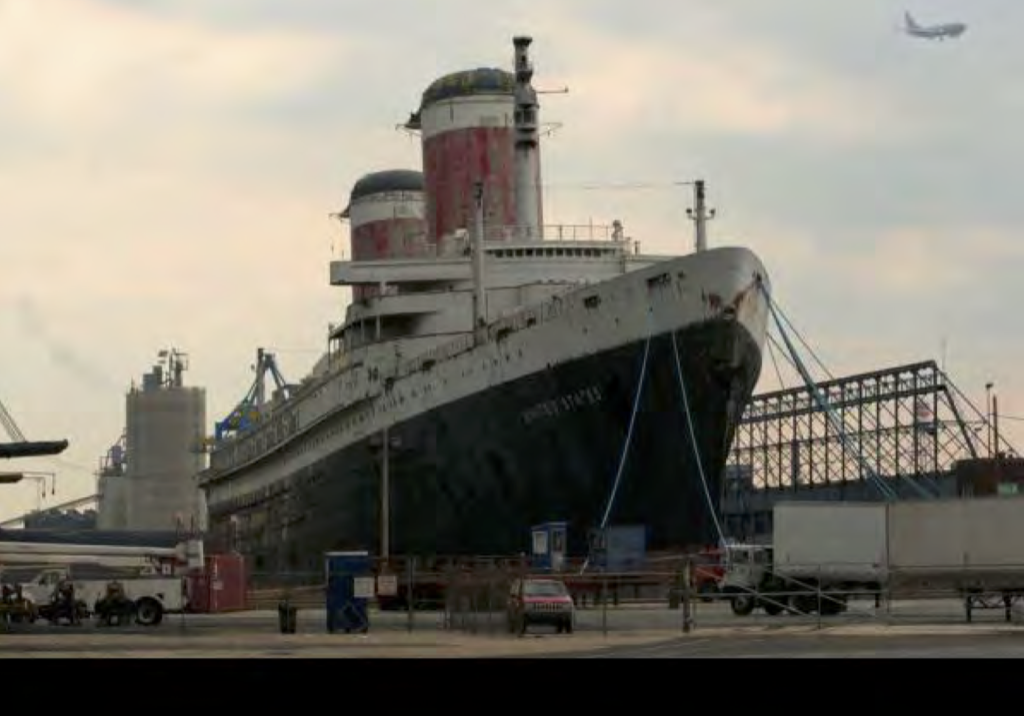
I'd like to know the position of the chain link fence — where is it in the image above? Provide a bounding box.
[238,555,1024,636]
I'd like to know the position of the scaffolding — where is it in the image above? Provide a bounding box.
[722,359,1017,540]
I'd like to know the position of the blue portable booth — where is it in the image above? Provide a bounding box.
[325,550,373,633]
[530,521,568,571]
[588,524,647,572]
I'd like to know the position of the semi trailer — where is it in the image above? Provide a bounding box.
[720,495,1024,620]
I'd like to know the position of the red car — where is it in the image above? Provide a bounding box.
[691,548,726,599]
[506,578,576,635]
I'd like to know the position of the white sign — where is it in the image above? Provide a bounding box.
[377,574,398,596]
[532,531,548,556]
[353,576,375,599]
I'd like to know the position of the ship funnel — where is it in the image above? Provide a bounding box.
[512,35,543,241]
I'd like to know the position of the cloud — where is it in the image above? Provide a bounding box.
[512,4,911,151]
[2,0,1024,521]
[0,0,344,138]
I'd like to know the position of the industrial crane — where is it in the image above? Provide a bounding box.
[0,394,69,460]
[212,348,294,442]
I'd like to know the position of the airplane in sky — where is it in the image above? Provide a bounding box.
[903,11,967,40]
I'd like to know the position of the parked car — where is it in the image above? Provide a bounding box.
[507,577,575,635]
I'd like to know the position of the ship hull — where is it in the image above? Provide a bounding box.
[208,315,760,574]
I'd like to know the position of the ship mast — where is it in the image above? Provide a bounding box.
[513,35,543,240]
[686,179,716,253]
[471,180,488,345]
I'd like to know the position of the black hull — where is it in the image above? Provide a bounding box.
[208,317,761,573]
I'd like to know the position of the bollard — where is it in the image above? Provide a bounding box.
[682,558,694,634]
[669,564,683,610]
[278,598,297,634]
[816,566,823,631]
[486,579,494,634]
[406,558,415,633]
[601,577,608,637]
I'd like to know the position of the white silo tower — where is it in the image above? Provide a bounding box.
[121,349,207,532]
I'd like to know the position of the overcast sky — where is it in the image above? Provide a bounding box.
[1,0,1020,519]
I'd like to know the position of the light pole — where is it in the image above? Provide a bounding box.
[374,427,401,562]
[382,425,390,562]
[985,382,995,458]
[20,471,57,511]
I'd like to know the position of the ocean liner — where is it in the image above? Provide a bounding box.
[199,36,771,573]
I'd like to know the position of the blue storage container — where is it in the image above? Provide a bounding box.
[530,521,568,571]
[325,550,372,633]
[588,525,647,571]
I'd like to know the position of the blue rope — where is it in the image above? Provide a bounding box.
[669,330,727,548]
[761,287,916,501]
[580,308,653,575]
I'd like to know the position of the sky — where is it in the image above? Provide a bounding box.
[1,0,1022,520]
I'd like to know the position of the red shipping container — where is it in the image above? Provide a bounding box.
[205,553,248,613]
[187,569,210,613]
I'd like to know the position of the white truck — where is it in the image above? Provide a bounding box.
[720,494,1024,620]
[0,538,202,626]
[15,565,187,626]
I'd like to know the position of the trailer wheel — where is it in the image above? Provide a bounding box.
[762,597,787,616]
[730,594,756,616]
[791,595,817,615]
[135,598,164,627]
[698,581,718,604]
[820,596,847,616]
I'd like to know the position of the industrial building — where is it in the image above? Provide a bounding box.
[97,349,207,532]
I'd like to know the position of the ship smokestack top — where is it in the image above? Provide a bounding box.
[340,168,426,299]
[409,67,516,244]
[513,35,543,241]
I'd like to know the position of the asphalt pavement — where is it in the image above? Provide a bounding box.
[3,598,1024,658]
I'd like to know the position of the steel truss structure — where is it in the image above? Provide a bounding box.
[721,360,1011,540]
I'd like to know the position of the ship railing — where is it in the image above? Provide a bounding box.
[393,285,575,380]
[482,222,626,243]
[334,222,631,261]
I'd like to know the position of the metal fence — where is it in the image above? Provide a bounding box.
[242,554,707,635]
[235,556,1024,636]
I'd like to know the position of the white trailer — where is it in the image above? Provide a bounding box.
[888,496,1024,592]
[720,495,1024,620]
[721,502,887,616]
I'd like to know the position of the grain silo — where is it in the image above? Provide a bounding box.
[121,349,206,532]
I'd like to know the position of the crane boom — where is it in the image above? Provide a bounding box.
[0,391,70,457]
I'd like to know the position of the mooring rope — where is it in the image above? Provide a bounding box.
[669,329,727,548]
[580,307,654,575]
